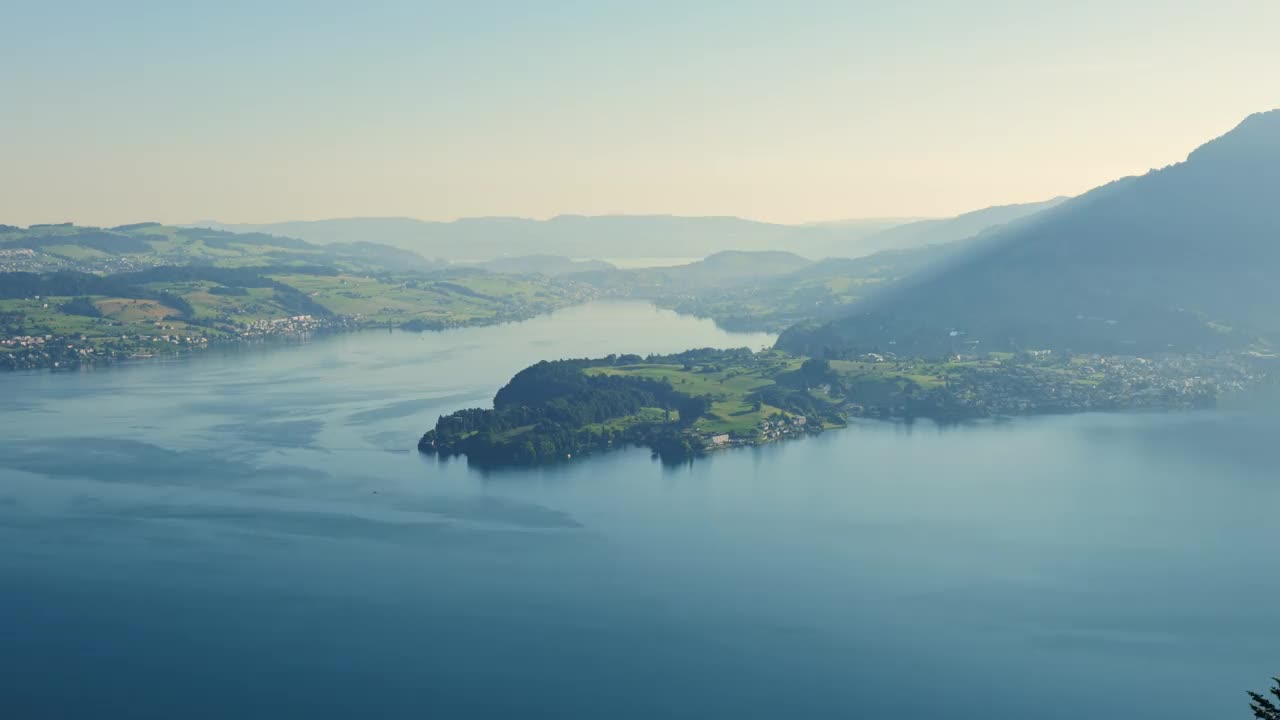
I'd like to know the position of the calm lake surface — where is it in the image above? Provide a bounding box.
[1,301,1276,719]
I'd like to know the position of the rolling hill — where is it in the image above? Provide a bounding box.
[468,254,615,276]
[851,197,1068,253]
[777,110,1280,357]
[0,223,435,274]
[576,250,814,297]
[650,244,964,331]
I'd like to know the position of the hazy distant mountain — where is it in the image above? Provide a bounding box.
[192,217,455,257]
[802,217,924,229]
[195,206,1058,263]
[578,250,814,295]
[469,254,615,276]
[853,197,1068,253]
[778,110,1280,356]
[655,250,813,286]
[193,215,852,261]
[641,244,966,332]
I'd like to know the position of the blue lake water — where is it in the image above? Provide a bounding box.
[1,301,1277,719]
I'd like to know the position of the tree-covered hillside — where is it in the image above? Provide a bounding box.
[0,223,434,274]
[0,264,599,370]
[420,349,840,466]
[778,110,1280,358]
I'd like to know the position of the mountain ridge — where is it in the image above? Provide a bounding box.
[191,200,1064,262]
[777,109,1280,357]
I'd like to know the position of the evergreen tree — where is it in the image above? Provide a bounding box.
[1250,677,1280,720]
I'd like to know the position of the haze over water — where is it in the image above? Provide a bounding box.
[1,302,1276,719]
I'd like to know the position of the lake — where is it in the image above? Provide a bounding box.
[1,301,1276,719]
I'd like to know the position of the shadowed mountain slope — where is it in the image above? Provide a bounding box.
[778,110,1280,357]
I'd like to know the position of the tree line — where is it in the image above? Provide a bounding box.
[421,358,718,465]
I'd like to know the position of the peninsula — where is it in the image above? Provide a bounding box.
[419,347,1270,466]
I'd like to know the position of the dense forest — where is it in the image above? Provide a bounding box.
[420,349,834,467]
[420,358,707,465]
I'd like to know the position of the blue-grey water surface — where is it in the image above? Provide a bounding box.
[1,302,1277,719]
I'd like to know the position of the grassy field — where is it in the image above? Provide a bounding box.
[38,244,110,261]
[273,272,581,325]
[0,296,219,358]
[1,298,114,337]
[828,359,949,390]
[2,264,599,369]
[140,279,298,324]
[586,352,807,435]
[93,298,173,322]
[582,406,674,434]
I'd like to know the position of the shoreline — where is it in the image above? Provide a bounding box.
[422,399,1230,470]
[417,349,1273,469]
[0,306,585,373]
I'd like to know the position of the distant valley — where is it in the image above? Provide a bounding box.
[0,198,1053,370]
[5,110,1279,393]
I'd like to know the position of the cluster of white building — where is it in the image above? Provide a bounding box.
[0,334,51,347]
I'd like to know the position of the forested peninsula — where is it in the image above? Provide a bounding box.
[419,347,1269,467]
[419,349,838,465]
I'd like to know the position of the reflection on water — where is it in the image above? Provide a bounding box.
[0,302,1276,720]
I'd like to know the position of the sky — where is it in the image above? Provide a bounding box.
[1,0,1277,227]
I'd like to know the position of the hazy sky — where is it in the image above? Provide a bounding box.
[2,0,1276,226]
